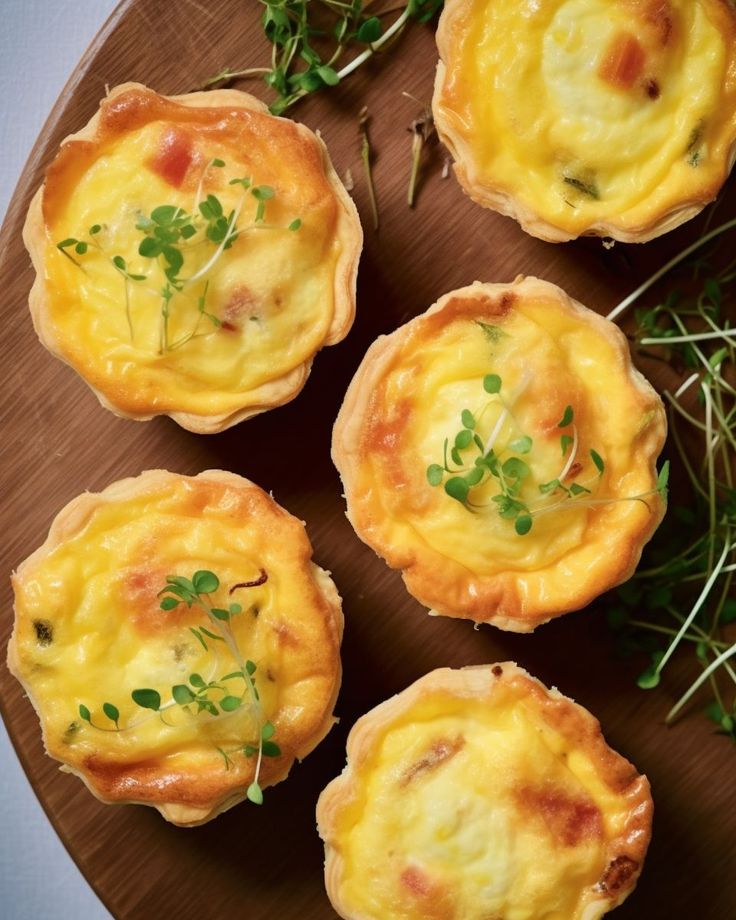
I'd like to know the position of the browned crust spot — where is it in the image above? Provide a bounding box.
[514,785,604,847]
[332,278,667,632]
[8,469,344,826]
[317,665,654,919]
[27,83,362,433]
[599,855,641,893]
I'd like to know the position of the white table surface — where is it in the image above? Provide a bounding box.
[1,2,117,917]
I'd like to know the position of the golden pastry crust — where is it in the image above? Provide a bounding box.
[433,0,736,243]
[8,469,343,826]
[332,277,666,631]
[317,663,653,920]
[24,83,362,432]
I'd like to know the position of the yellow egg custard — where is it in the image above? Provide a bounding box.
[24,83,362,432]
[433,0,736,242]
[8,470,343,826]
[332,277,666,631]
[318,664,652,920]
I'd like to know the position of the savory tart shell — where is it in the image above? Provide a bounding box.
[317,663,653,920]
[8,469,343,826]
[433,0,736,243]
[332,276,666,631]
[24,83,362,432]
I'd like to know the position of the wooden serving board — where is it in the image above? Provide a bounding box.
[1,1,734,917]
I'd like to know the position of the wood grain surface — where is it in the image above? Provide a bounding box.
[1,1,735,918]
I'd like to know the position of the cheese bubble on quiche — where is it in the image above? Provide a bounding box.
[8,469,343,826]
[317,664,653,920]
[433,0,736,242]
[332,277,667,631]
[24,83,362,432]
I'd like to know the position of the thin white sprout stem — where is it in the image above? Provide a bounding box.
[606,216,736,323]
[336,6,411,80]
[666,642,736,724]
[669,312,736,398]
[640,328,736,346]
[674,372,700,399]
[557,424,579,482]
[185,196,245,285]
[664,392,709,433]
[702,383,717,574]
[485,407,509,453]
[655,536,732,676]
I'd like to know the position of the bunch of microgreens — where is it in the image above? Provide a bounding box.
[426,321,668,536]
[77,569,278,806]
[606,215,736,739]
[57,158,301,354]
[205,1,443,115]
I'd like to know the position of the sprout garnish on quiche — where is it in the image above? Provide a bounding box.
[332,277,667,631]
[24,83,362,432]
[8,470,343,826]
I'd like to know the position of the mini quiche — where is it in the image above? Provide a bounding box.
[317,664,653,920]
[433,0,736,242]
[24,83,362,432]
[7,469,343,826]
[332,277,666,631]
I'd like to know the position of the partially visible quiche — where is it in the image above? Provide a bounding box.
[433,0,736,242]
[24,83,362,432]
[318,664,653,920]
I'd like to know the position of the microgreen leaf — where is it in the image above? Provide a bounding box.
[171,684,195,705]
[102,703,119,726]
[131,688,161,711]
[637,667,661,690]
[247,782,264,805]
[427,464,444,486]
[476,321,506,343]
[220,696,242,712]
[515,514,533,536]
[261,721,275,740]
[193,569,220,594]
[461,409,475,430]
[79,704,91,723]
[189,673,207,689]
[357,16,382,43]
[502,458,530,480]
[445,477,469,503]
[560,434,574,456]
[151,205,179,225]
[455,429,473,450]
[483,374,502,394]
[590,450,605,474]
[557,405,574,427]
[509,436,532,454]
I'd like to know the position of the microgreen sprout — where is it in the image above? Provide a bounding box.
[77,569,278,804]
[359,107,379,231]
[606,225,736,739]
[403,92,436,208]
[204,1,444,115]
[57,160,301,353]
[426,327,666,535]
